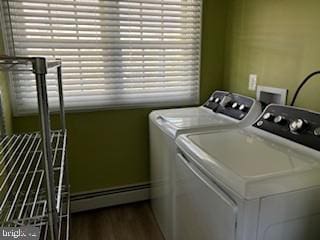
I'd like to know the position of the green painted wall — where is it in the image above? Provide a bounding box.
[224,0,320,111]
[14,109,153,193]
[0,29,12,134]
[12,0,228,193]
[200,0,228,103]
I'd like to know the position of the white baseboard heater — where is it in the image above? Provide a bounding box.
[70,182,150,213]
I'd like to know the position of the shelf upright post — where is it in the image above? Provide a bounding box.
[57,59,70,238]
[32,57,59,240]
[57,62,66,133]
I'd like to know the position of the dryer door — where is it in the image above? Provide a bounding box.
[174,153,238,240]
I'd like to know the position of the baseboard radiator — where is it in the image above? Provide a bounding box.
[71,182,151,213]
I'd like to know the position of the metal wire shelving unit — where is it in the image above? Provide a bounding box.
[0,56,69,240]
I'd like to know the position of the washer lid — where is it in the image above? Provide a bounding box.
[150,107,238,138]
[159,107,236,128]
[176,128,320,200]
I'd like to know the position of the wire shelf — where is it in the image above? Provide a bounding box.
[0,131,67,231]
[0,57,61,72]
[0,56,68,239]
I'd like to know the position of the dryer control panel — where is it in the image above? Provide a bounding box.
[204,91,254,120]
[253,105,320,151]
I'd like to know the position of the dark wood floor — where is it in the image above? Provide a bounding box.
[71,201,164,240]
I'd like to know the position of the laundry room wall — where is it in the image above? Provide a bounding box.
[224,0,320,112]
[200,0,228,103]
[0,33,13,134]
[11,0,228,194]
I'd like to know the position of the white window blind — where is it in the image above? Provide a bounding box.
[4,0,202,114]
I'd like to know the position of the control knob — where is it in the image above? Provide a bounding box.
[274,115,286,124]
[239,104,247,111]
[263,112,274,121]
[214,98,220,103]
[289,119,307,133]
[232,102,238,109]
[220,95,233,108]
[314,127,320,137]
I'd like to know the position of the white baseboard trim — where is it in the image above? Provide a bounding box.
[70,182,151,213]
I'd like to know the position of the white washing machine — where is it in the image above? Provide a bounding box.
[175,104,320,240]
[149,91,262,240]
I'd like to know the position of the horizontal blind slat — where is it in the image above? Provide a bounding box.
[14,42,199,49]
[9,12,200,24]
[12,61,199,71]
[14,65,199,72]
[14,78,199,87]
[14,71,199,80]
[14,32,200,40]
[17,86,198,98]
[12,25,200,35]
[15,49,199,56]
[16,81,198,93]
[17,93,198,113]
[10,18,200,29]
[10,0,201,8]
[10,4,201,18]
[14,39,200,45]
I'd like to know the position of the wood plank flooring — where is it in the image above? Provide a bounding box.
[71,201,164,240]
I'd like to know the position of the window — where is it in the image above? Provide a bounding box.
[2,0,202,115]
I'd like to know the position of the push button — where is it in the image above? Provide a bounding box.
[314,127,320,137]
[257,120,264,127]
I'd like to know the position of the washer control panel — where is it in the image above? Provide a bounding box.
[204,91,254,120]
[254,105,320,151]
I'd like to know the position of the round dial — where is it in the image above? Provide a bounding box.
[274,115,285,124]
[289,119,307,133]
[232,102,238,109]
